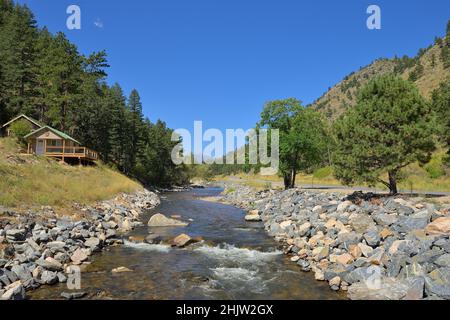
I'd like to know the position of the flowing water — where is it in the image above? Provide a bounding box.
[30,187,344,300]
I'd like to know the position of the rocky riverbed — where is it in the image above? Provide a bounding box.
[0,189,159,300]
[220,184,450,300]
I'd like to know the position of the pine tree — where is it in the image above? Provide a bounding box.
[125,89,145,174]
[37,32,83,131]
[0,1,38,118]
[333,75,437,194]
[109,83,129,169]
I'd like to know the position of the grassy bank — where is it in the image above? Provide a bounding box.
[215,152,450,193]
[0,138,142,209]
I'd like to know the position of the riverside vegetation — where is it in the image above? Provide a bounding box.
[221,184,450,300]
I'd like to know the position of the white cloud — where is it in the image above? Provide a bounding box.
[94,18,104,28]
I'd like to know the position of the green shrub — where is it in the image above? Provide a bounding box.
[424,156,446,179]
[9,119,33,142]
[313,166,333,179]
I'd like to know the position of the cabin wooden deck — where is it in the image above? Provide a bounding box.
[27,145,99,161]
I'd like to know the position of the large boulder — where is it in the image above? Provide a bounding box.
[425,217,450,236]
[147,214,189,227]
[170,234,198,248]
[395,211,431,233]
[348,277,411,300]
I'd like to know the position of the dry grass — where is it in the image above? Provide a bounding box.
[215,154,450,194]
[0,138,142,209]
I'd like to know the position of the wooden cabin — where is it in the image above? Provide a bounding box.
[1,114,99,162]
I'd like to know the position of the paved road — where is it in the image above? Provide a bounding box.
[222,176,450,197]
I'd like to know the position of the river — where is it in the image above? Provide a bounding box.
[30,187,344,300]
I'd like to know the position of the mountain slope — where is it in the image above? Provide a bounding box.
[310,37,450,119]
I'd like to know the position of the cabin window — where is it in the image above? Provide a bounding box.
[47,140,62,147]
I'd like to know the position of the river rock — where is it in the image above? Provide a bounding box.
[245,212,261,222]
[35,257,63,271]
[425,275,450,299]
[314,268,325,281]
[84,237,101,250]
[404,277,425,300]
[364,228,380,247]
[349,244,362,259]
[71,248,89,264]
[312,246,329,261]
[11,265,32,282]
[379,228,394,239]
[298,222,311,236]
[425,217,450,236]
[61,292,86,300]
[373,213,398,226]
[337,201,352,213]
[368,247,386,265]
[395,211,431,233]
[145,234,163,244]
[112,266,133,273]
[358,243,373,257]
[46,241,66,250]
[329,276,341,291]
[57,272,67,283]
[6,229,26,242]
[297,259,311,272]
[336,253,355,265]
[40,270,58,285]
[350,215,376,233]
[435,254,450,268]
[389,240,411,255]
[170,234,199,248]
[1,281,25,300]
[338,232,363,248]
[147,213,188,227]
[348,277,410,300]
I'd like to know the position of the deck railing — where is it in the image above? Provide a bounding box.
[44,146,99,160]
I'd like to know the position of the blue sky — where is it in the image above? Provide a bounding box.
[18,0,450,137]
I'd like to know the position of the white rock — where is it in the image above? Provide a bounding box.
[147,213,189,227]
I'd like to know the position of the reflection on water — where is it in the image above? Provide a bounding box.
[30,187,344,300]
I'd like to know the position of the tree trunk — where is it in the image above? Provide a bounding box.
[290,168,296,189]
[283,173,291,190]
[388,170,398,195]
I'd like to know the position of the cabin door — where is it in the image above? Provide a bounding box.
[36,140,45,155]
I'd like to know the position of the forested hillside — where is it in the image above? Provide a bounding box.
[0,0,188,186]
[311,22,450,119]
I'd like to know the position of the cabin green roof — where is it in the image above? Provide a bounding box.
[24,126,81,145]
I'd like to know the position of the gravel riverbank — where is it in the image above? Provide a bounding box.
[220,184,450,300]
[0,189,159,300]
